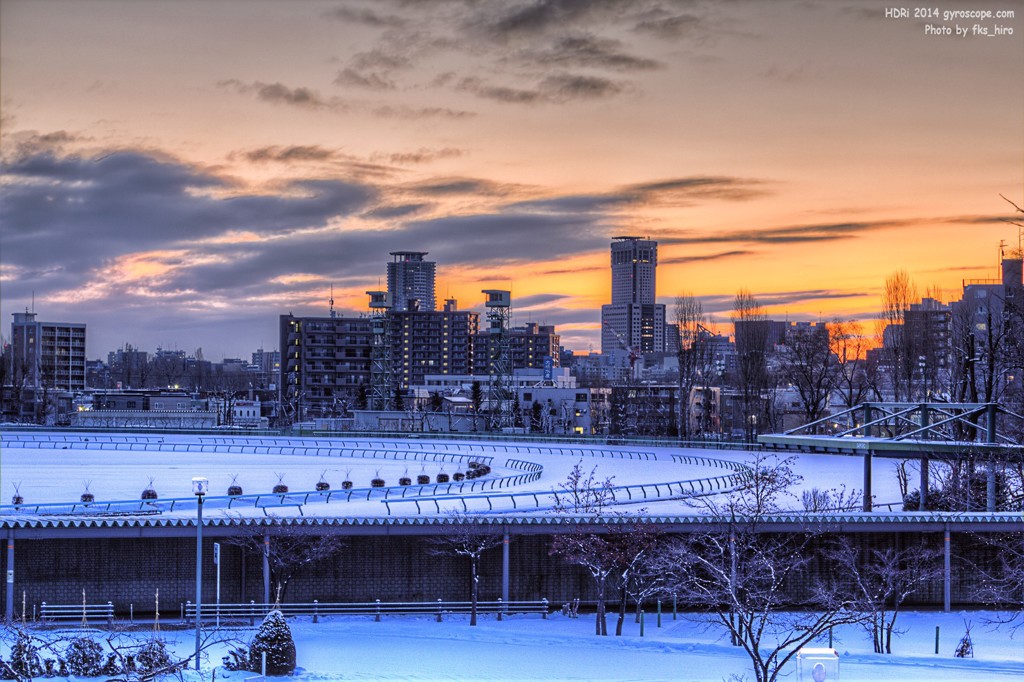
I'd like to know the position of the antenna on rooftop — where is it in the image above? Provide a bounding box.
[329,285,336,319]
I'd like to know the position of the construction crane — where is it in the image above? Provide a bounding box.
[602,321,640,382]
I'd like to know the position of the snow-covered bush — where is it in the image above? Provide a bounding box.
[136,638,173,674]
[248,610,297,675]
[8,631,43,678]
[65,636,104,676]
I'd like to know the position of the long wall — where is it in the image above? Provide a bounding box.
[2,531,1008,618]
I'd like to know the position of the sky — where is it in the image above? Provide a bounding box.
[1,0,1022,361]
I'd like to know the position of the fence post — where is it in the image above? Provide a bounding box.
[672,594,677,621]
[542,598,548,619]
[313,599,319,624]
[185,601,192,626]
[657,600,661,628]
[130,603,134,625]
[436,599,443,623]
[375,599,381,623]
[935,626,940,655]
[41,602,47,623]
[497,597,503,622]
[640,610,645,637]
[249,600,256,627]
[107,601,113,627]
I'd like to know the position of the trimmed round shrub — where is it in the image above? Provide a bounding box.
[65,636,104,676]
[417,474,430,485]
[10,631,43,678]
[136,638,173,675]
[80,492,95,504]
[371,478,385,488]
[453,472,465,482]
[399,477,412,486]
[141,487,158,500]
[341,480,353,490]
[272,483,289,494]
[248,610,296,675]
[228,484,244,496]
[436,473,450,484]
[316,481,330,492]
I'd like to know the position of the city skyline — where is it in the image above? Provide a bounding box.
[2,0,1022,360]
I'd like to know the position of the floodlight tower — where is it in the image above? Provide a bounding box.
[367,290,393,411]
[482,289,513,431]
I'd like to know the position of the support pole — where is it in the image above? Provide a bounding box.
[987,465,997,512]
[262,533,271,606]
[5,532,13,624]
[943,524,951,613]
[863,450,873,512]
[194,495,204,671]
[501,530,510,605]
[920,458,929,511]
[986,403,998,444]
[862,404,872,437]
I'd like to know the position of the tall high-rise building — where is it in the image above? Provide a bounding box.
[601,237,666,356]
[387,251,436,312]
[610,236,658,305]
[10,312,87,390]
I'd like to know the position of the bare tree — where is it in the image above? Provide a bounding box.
[675,293,712,438]
[879,270,920,400]
[428,513,505,626]
[829,537,944,653]
[733,290,771,441]
[226,517,344,602]
[777,324,833,431]
[654,453,861,682]
[828,319,874,412]
[549,462,618,636]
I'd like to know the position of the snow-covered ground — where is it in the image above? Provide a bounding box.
[0,432,908,517]
[20,609,1021,681]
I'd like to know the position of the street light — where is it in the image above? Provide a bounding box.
[191,476,208,672]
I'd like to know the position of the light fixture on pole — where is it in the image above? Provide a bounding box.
[191,476,208,671]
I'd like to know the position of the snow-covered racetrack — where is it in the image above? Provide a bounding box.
[0,431,908,518]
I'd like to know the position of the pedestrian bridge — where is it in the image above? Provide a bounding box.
[758,402,1024,511]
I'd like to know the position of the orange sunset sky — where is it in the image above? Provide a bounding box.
[1,0,1022,359]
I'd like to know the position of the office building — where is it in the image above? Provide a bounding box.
[600,237,666,356]
[387,251,436,312]
[9,312,86,390]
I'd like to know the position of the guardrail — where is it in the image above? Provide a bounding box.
[40,601,115,626]
[382,458,753,514]
[184,599,549,624]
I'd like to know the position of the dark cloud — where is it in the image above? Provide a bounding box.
[218,80,346,111]
[519,34,661,71]
[351,49,413,72]
[325,6,407,28]
[404,212,608,265]
[684,289,871,316]
[457,73,623,104]
[510,176,770,214]
[659,219,916,247]
[334,68,396,90]
[633,12,704,40]
[659,250,752,265]
[484,0,633,39]
[403,177,525,197]
[370,104,476,119]
[379,147,464,165]
[362,203,431,220]
[240,145,339,163]
[1,151,375,285]
[513,293,574,308]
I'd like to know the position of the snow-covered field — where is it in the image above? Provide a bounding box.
[21,609,1021,681]
[0,432,908,516]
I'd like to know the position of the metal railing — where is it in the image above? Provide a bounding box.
[40,601,115,626]
[184,599,549,624]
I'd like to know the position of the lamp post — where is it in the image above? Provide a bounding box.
[191,476,208,671]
